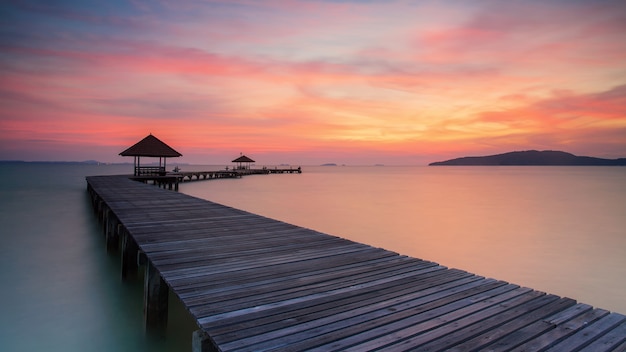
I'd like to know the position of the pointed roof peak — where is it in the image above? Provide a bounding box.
[232,154,255,163]
[119,134,182,157]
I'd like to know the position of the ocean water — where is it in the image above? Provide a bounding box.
[0,163,197,352]
[0,163,624,352]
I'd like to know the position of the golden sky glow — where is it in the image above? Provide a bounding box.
[1,0,625,165]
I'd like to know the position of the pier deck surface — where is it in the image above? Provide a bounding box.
[86,175,626,352]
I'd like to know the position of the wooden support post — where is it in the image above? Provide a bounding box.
[87,184,97,209]
[144,261,168,330]
[137,250,147,266]
[121,229,138,280]
[97,200,105,224]
[101,208,109,233]
[105,215,119,251]
[192,330,218,352]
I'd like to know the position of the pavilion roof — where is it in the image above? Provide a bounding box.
[232,155,255,163]
[119,134,182,158]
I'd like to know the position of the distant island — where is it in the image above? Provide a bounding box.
[429,150,626,166]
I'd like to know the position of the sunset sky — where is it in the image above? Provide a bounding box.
[1,0,625,165]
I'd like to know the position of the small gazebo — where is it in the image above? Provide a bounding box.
[232,154,255,170]
[119,134,182,176]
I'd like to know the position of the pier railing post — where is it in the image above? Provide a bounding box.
[144,260,169,330]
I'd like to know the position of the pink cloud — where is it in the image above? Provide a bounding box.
[413,1,626,73]
[479,85,626,126]
[459,85,626,156]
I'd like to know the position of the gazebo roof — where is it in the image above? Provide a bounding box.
[232,155,255,163]
[119,134,182,158]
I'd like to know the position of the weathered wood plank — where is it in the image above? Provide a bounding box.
[171,250,404,296]
[218,279,514,351]
[337,288,539,351]
[185,261,444,318]
[205,270,480,339]
[509,307,611,352]
[576,319,626,352]
[175,255,431,302]
[191,262,447,322]
[483,303,594,351]
[388,294,566,352]
[445,297,577,352]
[544,313,626,352]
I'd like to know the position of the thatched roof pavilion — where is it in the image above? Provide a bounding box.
[232,154,255,170]
[120,134,182,176]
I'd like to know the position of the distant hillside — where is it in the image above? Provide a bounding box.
[429,150,626,166]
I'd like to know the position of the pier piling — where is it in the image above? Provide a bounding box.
[105,213,119,251]
[144,261,169,330]
[121,229,139,280]
[192,330,217,352]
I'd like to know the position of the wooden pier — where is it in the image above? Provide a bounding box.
[86,175,626,352]
[174,170,242,183]
[128,167,301,191]
[176,167,301,180]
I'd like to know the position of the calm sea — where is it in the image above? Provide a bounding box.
[1,163,624,351]
[0,163,196,352]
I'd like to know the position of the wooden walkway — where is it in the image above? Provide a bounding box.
[174,170,241,182]
[131,168,302,190]
[86,175,626,352]
[175,167,302,181]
